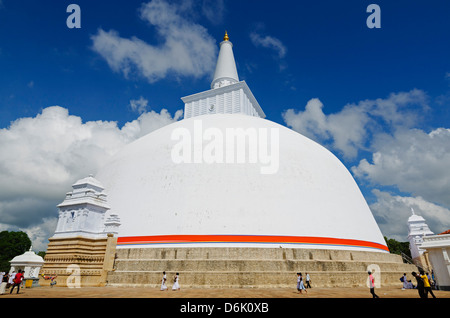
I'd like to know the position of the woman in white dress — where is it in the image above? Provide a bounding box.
[298,273,307,294]
[172,273,180,291]
[0,273,8,294]
[8,272,16,286]
[160,271,168,291]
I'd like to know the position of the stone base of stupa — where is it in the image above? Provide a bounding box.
[106,247,417,288]
[39,234,117,287]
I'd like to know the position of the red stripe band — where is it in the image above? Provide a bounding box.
[117,234,389,252]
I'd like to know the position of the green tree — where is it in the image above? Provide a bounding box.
[0,231,32,272]
[384,236,411,258]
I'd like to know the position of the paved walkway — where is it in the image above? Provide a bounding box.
[3,286,448,316]
[1,285,449,298]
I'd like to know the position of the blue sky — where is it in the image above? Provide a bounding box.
[0,0,449,250]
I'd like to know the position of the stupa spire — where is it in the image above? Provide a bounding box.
[211,31,239,89]
[181,31,265,119]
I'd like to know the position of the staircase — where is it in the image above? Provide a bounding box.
[106,247,418,288]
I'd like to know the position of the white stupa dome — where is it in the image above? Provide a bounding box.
[95,32,388,253]
[95,113,388,252]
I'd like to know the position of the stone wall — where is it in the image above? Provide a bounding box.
[39,234,117,287]
[106,247,418,288]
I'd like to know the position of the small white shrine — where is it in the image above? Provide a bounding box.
[9,247,45,287]
[39,174,121,287]
[407,208,434,265]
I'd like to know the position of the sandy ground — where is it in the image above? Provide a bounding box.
[1,285,449,298]
[2,285,448,316]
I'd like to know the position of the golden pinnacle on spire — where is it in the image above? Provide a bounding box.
[223,31,229,41]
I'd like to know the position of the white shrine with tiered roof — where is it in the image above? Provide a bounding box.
[407,208,434,261]
[53,174,120,239]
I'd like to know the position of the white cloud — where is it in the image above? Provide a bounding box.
[201,0,225,25]
[283,98,369,159]
[0,105,182,251]
[282,89,429,159]
[91,0,217,83]
[283,89,450,239]
[369,189,450,241]
[129,96,149,114]
[250,32,287,59]
[352,127,450,207]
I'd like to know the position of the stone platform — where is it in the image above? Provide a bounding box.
[106,247,417,288]
[39,234,117,287]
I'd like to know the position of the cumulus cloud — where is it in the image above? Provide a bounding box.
[129,96,149,114]
[282,89,450,240]
[250,31,287,59]
[91,0,217,83]
[369,189,450,241]
[283,98,369,159]
[201,0,226,25]
[282,89,429,159]
[0,106,182,251]
[353,127,450,207]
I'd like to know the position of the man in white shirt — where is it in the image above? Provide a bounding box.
[305,273,312,288]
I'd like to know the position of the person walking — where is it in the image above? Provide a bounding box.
[431,270,436,289]
[427,272,435,290]
[160,271,168,291]
[8,271,16,287]
[420,270,436,298]
[305,273,312,288]
[297,273,307,294]
[9,270,24,294]
[368,271,379,298]
[172,272,180,291]
[412,271,426,298]
[0,273,8,294]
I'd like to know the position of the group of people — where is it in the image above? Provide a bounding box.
[296,272,312,294]
[369,269,438,299]
[160,271,180,291]
[0,270,24,295]
[411,270,437,298]
[160,271,315,293]
[400,271,437,298]
[2,268,438,299]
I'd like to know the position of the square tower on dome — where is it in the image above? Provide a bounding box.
[181,32,265,119]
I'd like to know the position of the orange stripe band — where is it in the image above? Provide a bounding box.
[117,234,389,252]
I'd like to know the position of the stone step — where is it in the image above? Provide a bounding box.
[113,258,413,272]
[107,247,417,288]
[106,268,417,288]
[115,247,402,262]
